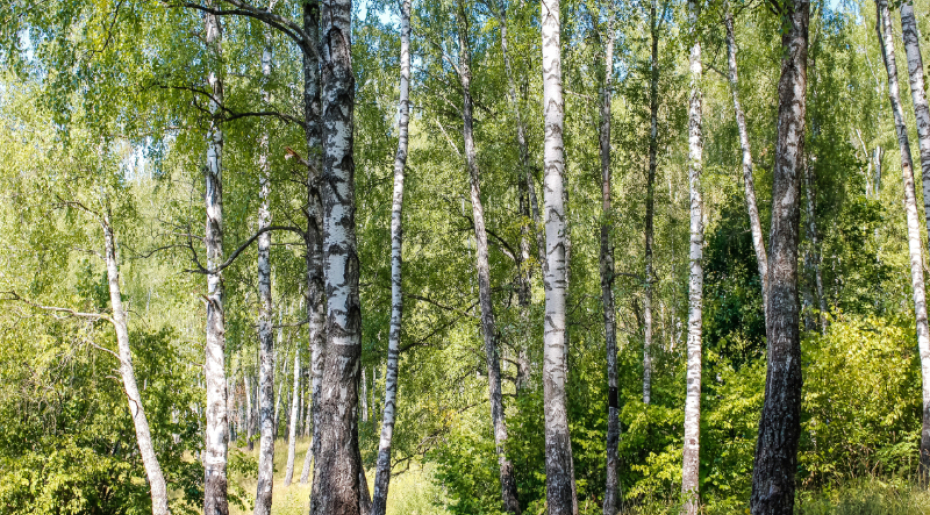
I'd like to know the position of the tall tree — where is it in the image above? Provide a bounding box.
[254,22,277,515]
[643,0,661,405]
[877,0,930,486]
[455,3,521,512]
[897,0,930,482]
[595,6,620,514]
[370,0,411,512]
[203,5,229,514]
[723,1,767,313]
[749,0,809,512]
[309,0,364,509]
[680,0,703,511]
[541,0,577,512]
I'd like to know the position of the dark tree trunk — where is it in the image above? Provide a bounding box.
[749,0,808,513]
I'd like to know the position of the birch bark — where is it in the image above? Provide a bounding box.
[596,10,620,515]
[253,25,276,515]
[541,0,577,512]
[723,2,767,313]
[749,0,808,512]
[370,0,410,512]
[643,0,660,405]
[299,0,327,490]
[103,219,171,515]
[455,5,520,512]
[284,351,300,485]
[681,1,703,511]
[897,1,930,481]
[203,5,229,513]
[309,0,364,508]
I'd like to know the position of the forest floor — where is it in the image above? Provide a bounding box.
[228,437,449,515]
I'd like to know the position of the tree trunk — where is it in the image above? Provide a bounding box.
[541,0,577,512]
[749,0,808,513]
[284,351,301,485]
[878,0,930,486]
[803,160,826,333]
[299,0,327,490]
[643,0,659,406]
[253,27,276,515]
[244,375,254,451]
[309,0,363,509]
[103,220,171,515]
[681,1,703,511]
[370,0,410,512]
[455,5,521,513]
[723,1,768,314]
[203,5,229,514]
[274,348,289,442]
[898,1,930,482]
[361,367,369,423]
[596,11,620,515]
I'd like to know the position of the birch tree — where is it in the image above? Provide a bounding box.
[723,1,767,313]
[749,0,809,512]
[203,6,229,514]
[541,0,577,511]
[877,0,930,486]
[309,0,364,508]
[455,4,521,512]
[680,0,703,511]
[370,0,411,512]
[897,0,930,482]
[284,351,301,485]
[643,0,661,405]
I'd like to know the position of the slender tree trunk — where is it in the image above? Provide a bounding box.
[370,0,410,512]
[253,28,276,515]
[103,220,171,515]
[274,348,289,441]
[724,2,768,313]
[203,6,229,514]
[299,0,327,491]
[455,5,521,513]
[749,0,808,512]
[245,375,254,451]
[361,368,369,422]
[878,0,930,486]
[898,1,930,482]
[309,0,363,509]
[284,352,301,485]
[596,11,620,515]
[541,0,577,512]
[643,0,659,406]
[681,1,703,512]
[803,160,826,333]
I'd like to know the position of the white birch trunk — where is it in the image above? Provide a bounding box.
[253,27,276,515]
[361,367,368,423]
[898,1,930,481]
[681,2,703,511]
[103,219,171,515]
[724,2,768,314]
[877,0,930,485]
[370,0,410,512]
[284,351,301,485]
[643,0,660,406]
[203,5,229,513]
[541,0,577,512]
[309,0,364,509]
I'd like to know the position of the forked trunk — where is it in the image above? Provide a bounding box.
[749,0,808,513]
[541,0,577,512]
[309,0,364,509]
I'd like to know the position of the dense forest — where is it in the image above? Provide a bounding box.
[2,0,930,513]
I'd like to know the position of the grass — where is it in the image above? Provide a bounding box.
[797,480,930,515]
[228,437,449,515]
